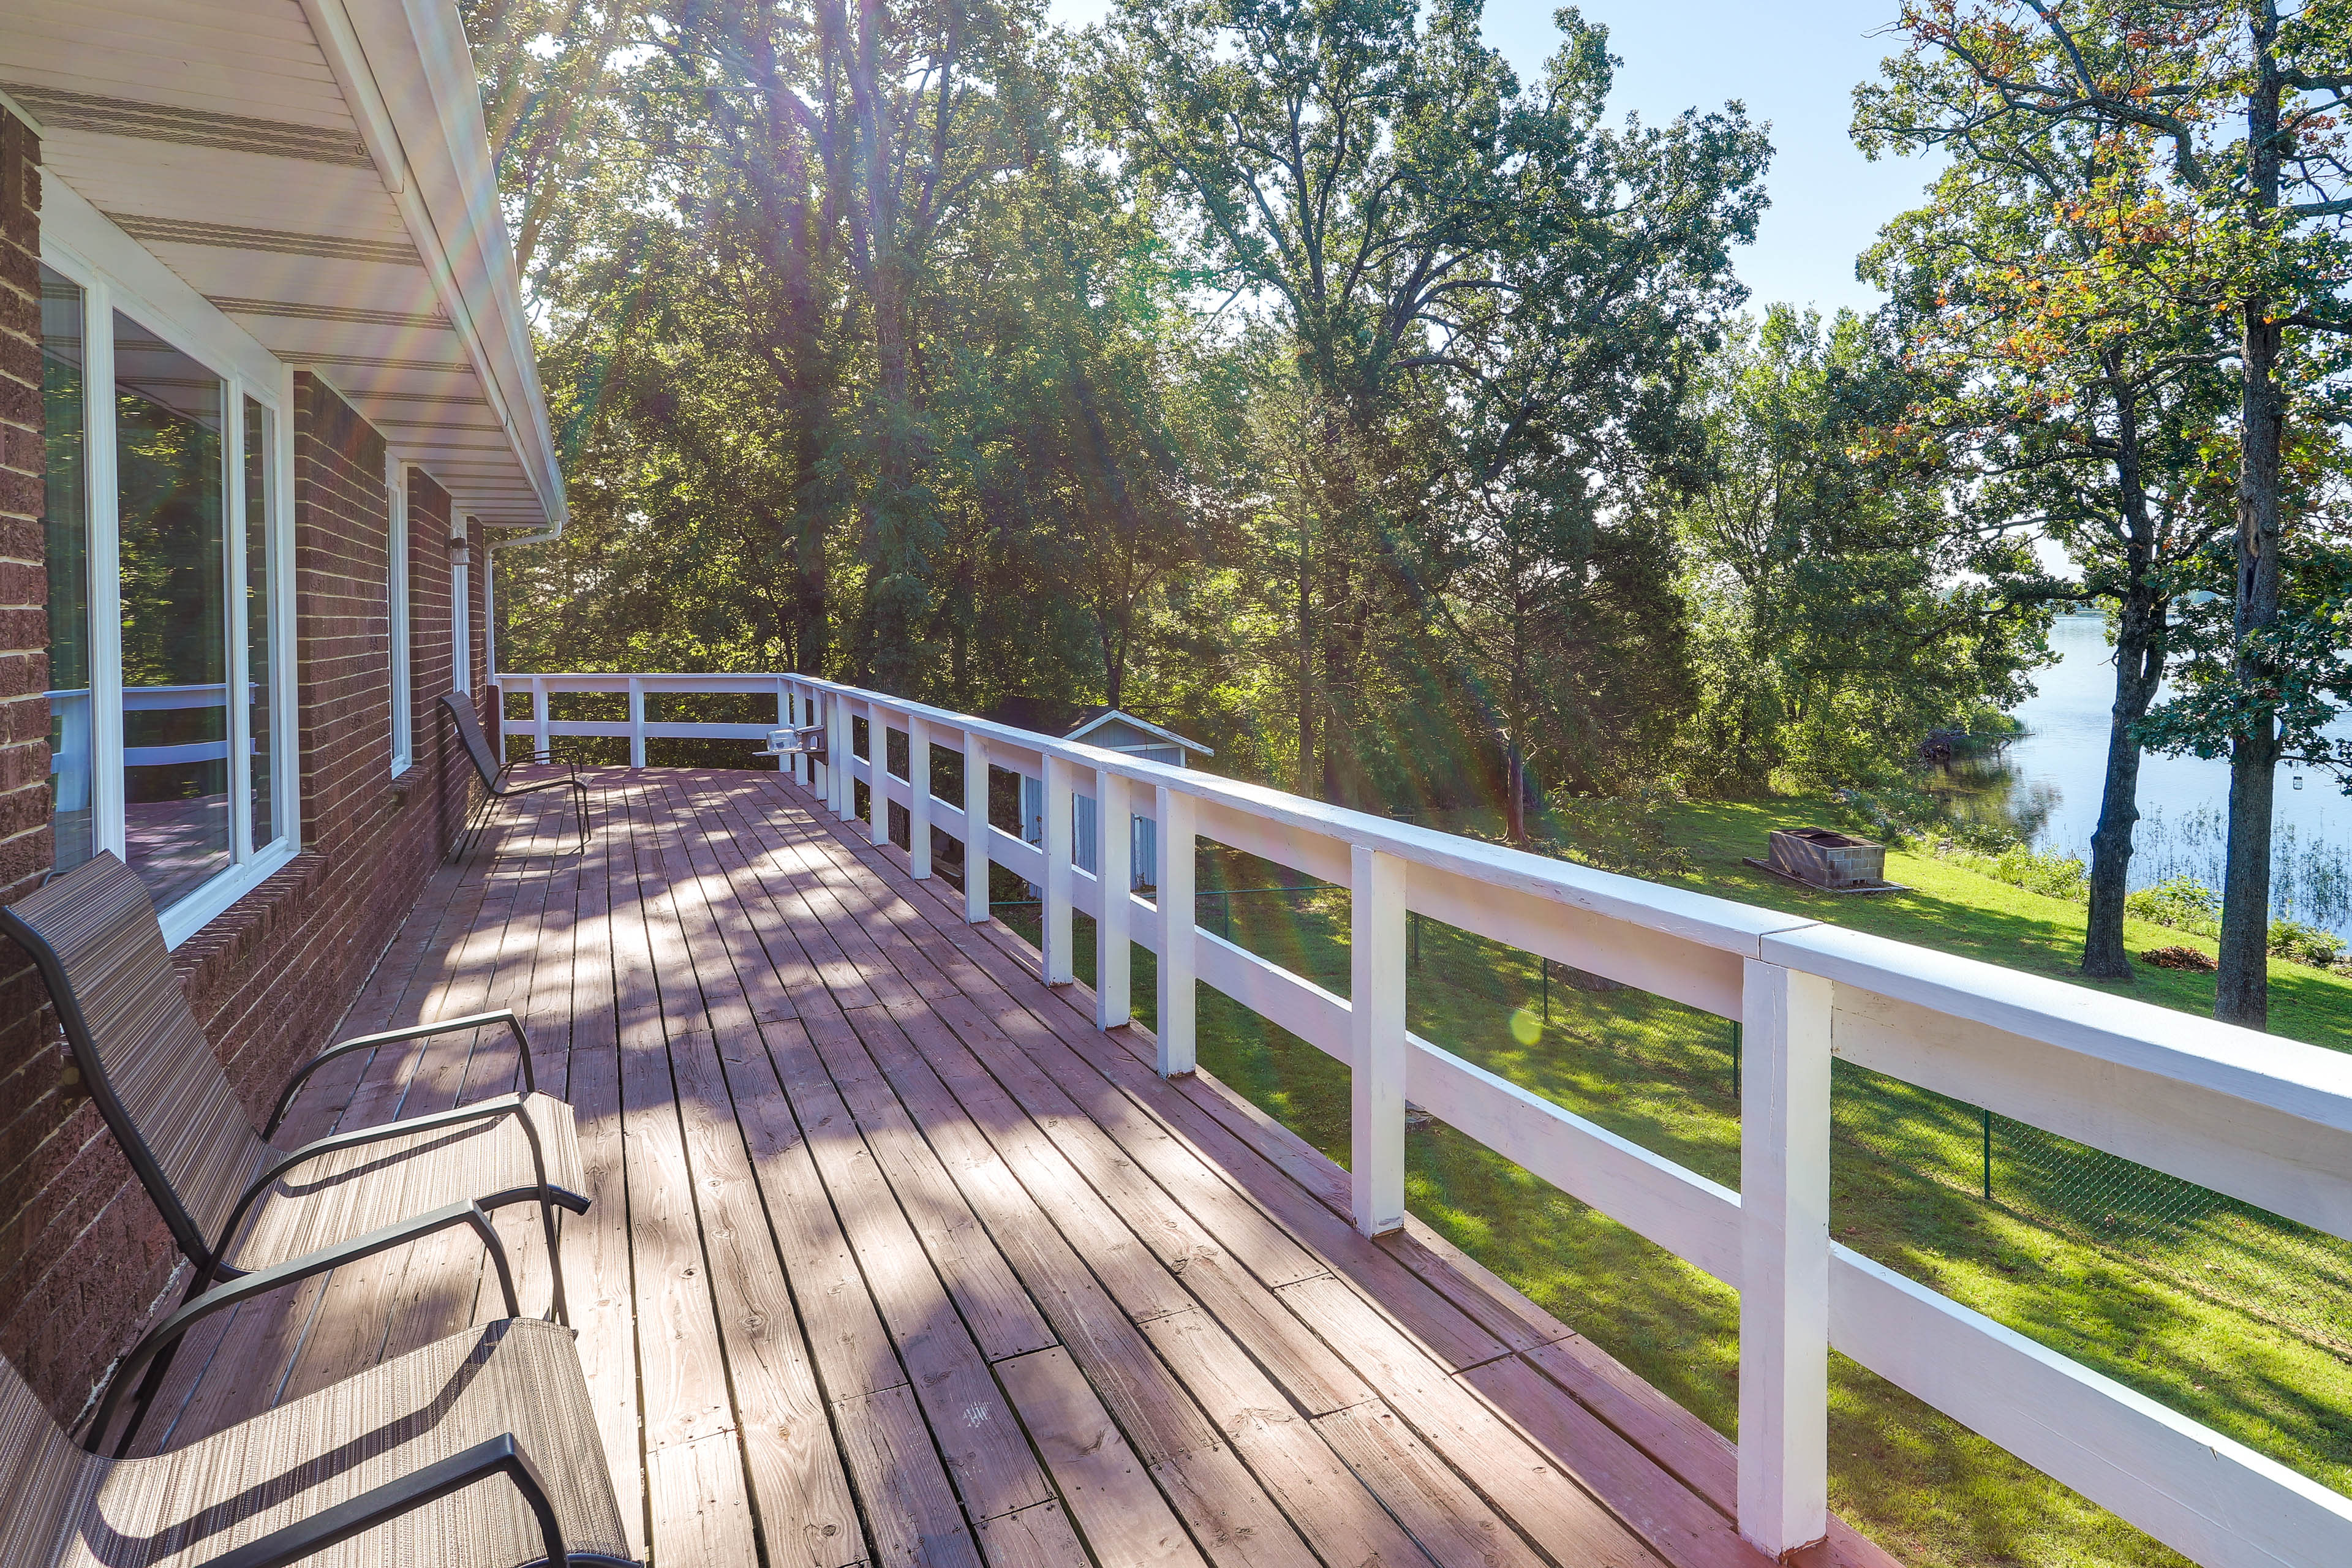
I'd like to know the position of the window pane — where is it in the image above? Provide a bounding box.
[244,396,274,847]
[40,268,92,874]
[115,314,228,907]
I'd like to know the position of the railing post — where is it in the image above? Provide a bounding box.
[532,676,549,759]
[1155,784,1196,1076]
[909,714,932,877]
[1042,753,1075,985]
[785,677,804,775]
[626,676,647,768]
[1349,844,1407,1237]
[837,696,856,823]
[1095,767,1131,1029]
[963,730,990,922]
[1738,957,1832,1558]
[864,700,889,848]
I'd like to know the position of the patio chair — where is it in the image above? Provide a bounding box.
[0,1316,633,1566]
[440,694,589,861]
[0,854,589,1453]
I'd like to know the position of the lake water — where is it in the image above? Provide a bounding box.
[1959,611,2352,933]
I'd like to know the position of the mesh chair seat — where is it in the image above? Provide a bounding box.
[0,856,587,1280]
[225,1094,585,1275]
[0,1320,631,1568]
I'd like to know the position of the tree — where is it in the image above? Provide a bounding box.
[1088,0,1766,810]
[1859,0,2352,1026]
[1857,52,2240,979]
[1672,307,2048,794]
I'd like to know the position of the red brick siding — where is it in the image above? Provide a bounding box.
[0,109,162,1424]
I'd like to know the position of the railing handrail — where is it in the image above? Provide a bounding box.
[503,666,2352,1567]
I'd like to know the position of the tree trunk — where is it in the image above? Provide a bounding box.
[2218,20,2286,1028]
[1296,515,1315,796]
[1504,739,1527,844]
[2084,594,2163,978]
[2082,361,2165,980]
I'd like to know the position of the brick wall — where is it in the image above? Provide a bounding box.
[0,353,492,1418]
[0,107,168,1423]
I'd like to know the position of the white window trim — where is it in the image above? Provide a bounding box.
[42,189,301,948]
[388,457,414,776]
[451,517,472,698]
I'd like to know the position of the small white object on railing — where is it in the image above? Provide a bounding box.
[1156,783,1197,1076]
[1738,957,1833,1557]
[909,713,932,878]
[1350,843,1408,1237]
[1042,753,1076,984]
[1096,768,1132,1030]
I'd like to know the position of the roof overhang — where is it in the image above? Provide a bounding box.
[1,0,562,533]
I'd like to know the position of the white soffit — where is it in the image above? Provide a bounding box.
[0,0,564,533]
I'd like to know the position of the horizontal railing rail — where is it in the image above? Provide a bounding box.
[495,671,791,765]
[502,668,2352,1567]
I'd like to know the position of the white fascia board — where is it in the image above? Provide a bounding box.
[301,0,566,534]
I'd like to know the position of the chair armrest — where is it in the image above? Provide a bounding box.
[265,1011,535,1139]
[92,1201,518,1449]
[201,1433,600,1568]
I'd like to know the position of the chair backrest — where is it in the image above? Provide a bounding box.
[0,854,265,1267]
[0,1354,99,1566]
[440,692,503,788]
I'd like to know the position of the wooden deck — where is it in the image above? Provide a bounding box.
[131,769,1898,1568]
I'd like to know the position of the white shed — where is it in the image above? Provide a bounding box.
[1006,706,1212,891]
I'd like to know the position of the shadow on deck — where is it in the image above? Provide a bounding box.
[132,768,1899,1568]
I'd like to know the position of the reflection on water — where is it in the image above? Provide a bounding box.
[1946,612,2352,936]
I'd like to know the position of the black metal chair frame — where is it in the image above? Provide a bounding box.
[0,857,589,1455]
[441,692,590,862]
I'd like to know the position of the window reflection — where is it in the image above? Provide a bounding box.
[245,397,274,848]
[115,314,230,907]
[40,268,91,874]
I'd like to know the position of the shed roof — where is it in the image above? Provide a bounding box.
[980,698,1213,757]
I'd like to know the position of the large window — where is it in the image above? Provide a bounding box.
[39,253,294,933]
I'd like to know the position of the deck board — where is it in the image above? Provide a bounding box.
[144,768,1902,1568]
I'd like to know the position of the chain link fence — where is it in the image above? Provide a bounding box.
[1828,1055,2352,1357]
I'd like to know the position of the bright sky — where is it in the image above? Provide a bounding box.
[1047,0,1940,320]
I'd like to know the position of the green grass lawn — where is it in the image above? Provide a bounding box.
[1008,797,2352,1568]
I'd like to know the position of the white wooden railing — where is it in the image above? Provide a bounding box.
[503,669,2352,1567]
[495,671,792,765]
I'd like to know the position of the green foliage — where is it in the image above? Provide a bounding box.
[1931,840,2092,904]
[2269,918,2348,970]
[2127,876,2224,935]
[2138,527,2352,774]
[1542,782,1695,878]
[1669,308,2050,794]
